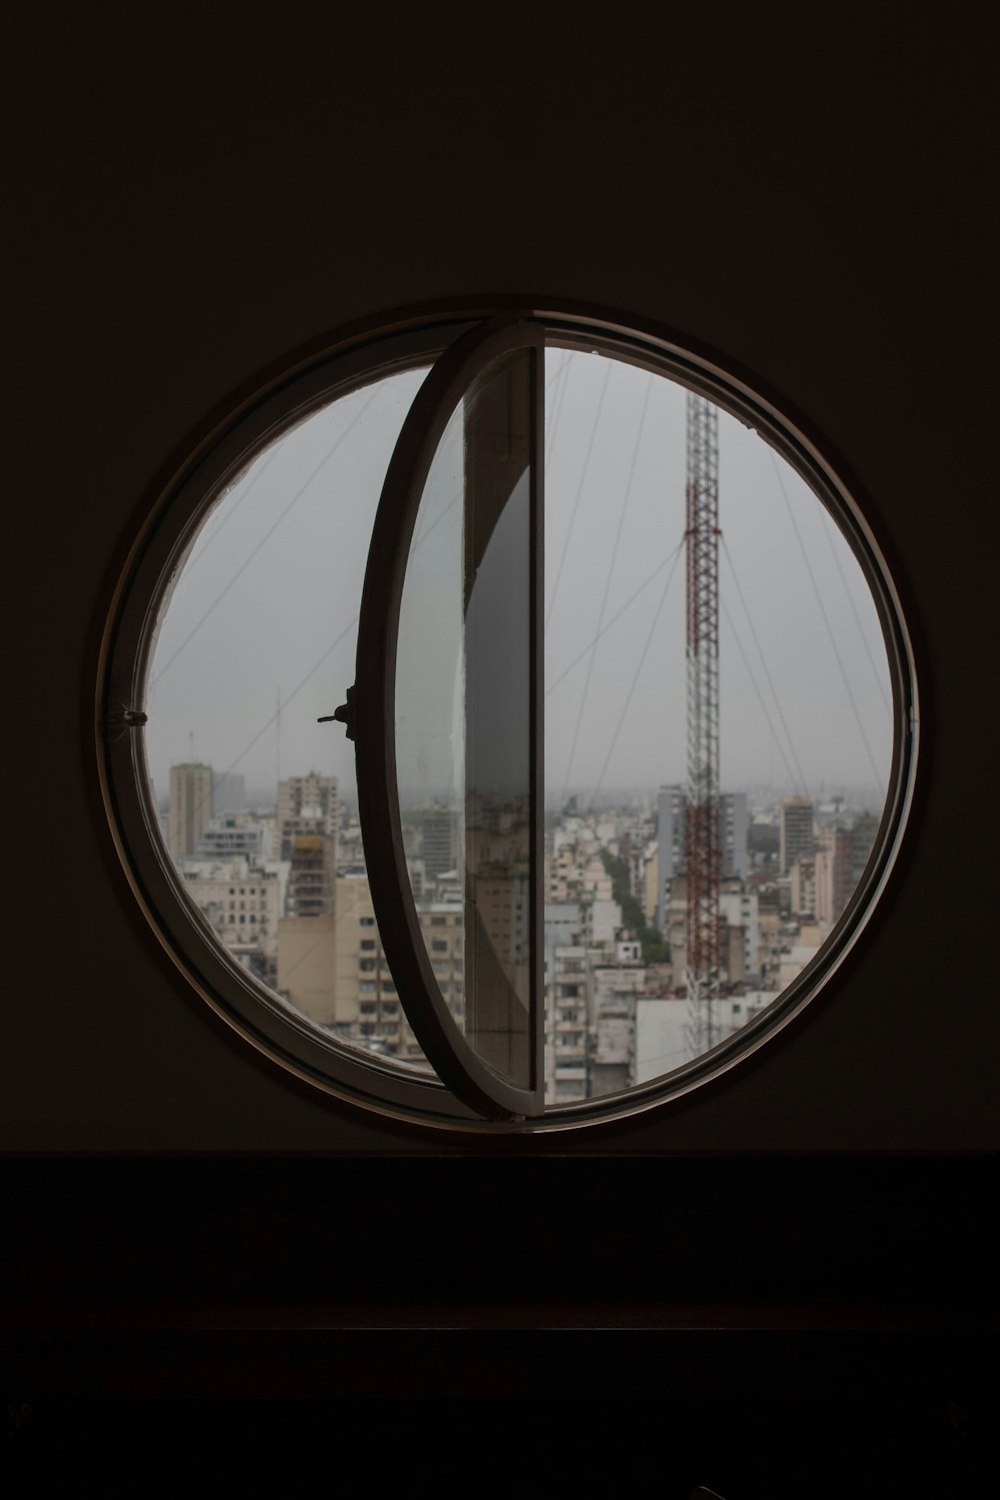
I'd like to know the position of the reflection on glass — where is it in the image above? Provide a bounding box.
[145,369,438,1074]
[464,353,534,1088]
[396,394,467,1040]
[397,350,535,1088]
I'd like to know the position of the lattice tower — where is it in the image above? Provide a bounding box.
[685,392,721,1055]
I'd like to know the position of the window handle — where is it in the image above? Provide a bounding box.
[318,683,356,740]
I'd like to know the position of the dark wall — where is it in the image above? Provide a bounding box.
[6,13,995,1154]
[4,16,997,1485]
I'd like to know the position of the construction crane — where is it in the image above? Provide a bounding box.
[685,392,721,1055]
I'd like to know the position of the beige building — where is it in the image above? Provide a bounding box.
[643,846,660,927]
[815,847,836,925]
[475,864,529,992]
[814,827,856,925]
[169,762,213,858]
[277,874,464,1063]
[757,907,784,989]
[419,901,465,1031]
[276,773,339,859]
[177,854,283,986]
[790,855,817,918]
[276,914,339,1029]
[287,832,337,917]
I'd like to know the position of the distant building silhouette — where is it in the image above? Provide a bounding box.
[780,796,814,876]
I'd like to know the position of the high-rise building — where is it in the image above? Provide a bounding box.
[276,774,338,860]
[286,833,337,917]
[780,796,814,876]
[544,903,590,1105]
[790,855,817,918]
[721,792,749,880]
[815,826,856,925]
[277,874,451,1061]
[421,807,456,884]
[169,763,214,858]
[656,785,686,932]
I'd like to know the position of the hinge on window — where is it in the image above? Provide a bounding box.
[104,703,148,741]
[319,684,356,741]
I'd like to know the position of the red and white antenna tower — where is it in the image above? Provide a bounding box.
[685,392,721,1054]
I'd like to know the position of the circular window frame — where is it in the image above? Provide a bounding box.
[96,300,919,1134]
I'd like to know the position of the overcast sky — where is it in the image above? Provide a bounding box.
[145,350,892,816]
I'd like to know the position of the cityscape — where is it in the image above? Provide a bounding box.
[150,356,892,1109]
[163,764,880,1106]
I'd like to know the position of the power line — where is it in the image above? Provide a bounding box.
[720,538,810,794]
[720,594,806,795]
[546,539,684,698]
[210,615,359,779]
[768,451,883,786]
[545,358,612,629]
[560,373,653,801]
[158,353,575,786]
[586,537,683,810]
[150,386,382,688]
[178,458,495,787]
[818,506,891,716]
[178,446,278,575]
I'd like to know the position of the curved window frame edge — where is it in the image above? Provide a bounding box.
[95,303,921,1136]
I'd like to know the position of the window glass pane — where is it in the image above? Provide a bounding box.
[144,369,437,1075]
[543,349,892,1104]
[396,350,535,1090]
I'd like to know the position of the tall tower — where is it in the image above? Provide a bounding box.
[684,393,721,1055]
[168,762,214,858]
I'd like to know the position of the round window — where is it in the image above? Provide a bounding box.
[97,306,917,1131]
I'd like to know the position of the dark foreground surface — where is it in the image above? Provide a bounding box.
[5,1158,997,1497]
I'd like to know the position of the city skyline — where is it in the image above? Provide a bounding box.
[154,770,888,821]
[165,765,872,1105]
[145,351,893,815]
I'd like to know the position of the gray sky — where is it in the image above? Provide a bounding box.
[146,350,892,815]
